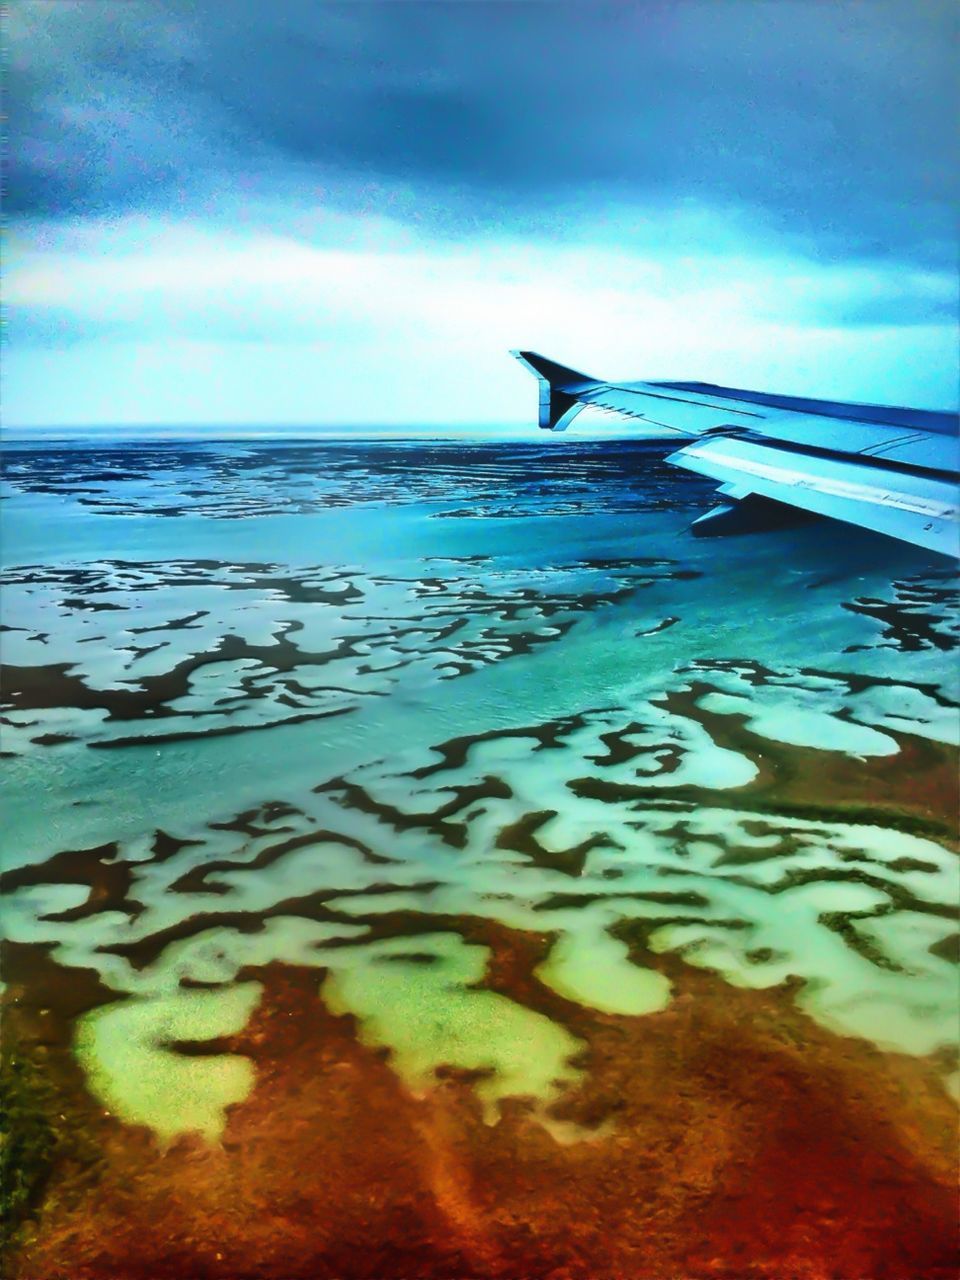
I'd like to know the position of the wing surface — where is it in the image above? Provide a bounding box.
[511,350,959,557]
[668,435,958,558]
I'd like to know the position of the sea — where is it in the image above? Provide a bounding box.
[2,432,958,1280]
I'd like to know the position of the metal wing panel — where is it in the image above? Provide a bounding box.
[668,436,960,557]
[574,382,763,433]
[866,433,960,472]
[583,395,959,474]
[512,352,769,433]
[652,381,960,436]
[734,412,948,462]
[512,352,959,452]
[512,350,959,556]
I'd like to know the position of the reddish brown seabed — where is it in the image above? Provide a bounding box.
[3,911,958,1280]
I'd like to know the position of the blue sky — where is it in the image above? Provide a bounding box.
[5,0,958,428]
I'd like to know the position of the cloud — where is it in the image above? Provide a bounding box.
[7,0,959,267]
[5,2,957,427]
[7,210,955,343]
[5,210,957,425]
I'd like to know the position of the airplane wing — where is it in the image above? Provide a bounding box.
[512,350,959,558]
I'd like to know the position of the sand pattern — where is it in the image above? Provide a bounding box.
[2,556,701,751]
[2,439,712,520]
[2,438,957,1279]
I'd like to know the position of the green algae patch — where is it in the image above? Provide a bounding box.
[536,925,671,1017]
[73,983,262,1146]
[319,931,584,1125]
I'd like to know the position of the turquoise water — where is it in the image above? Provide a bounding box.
[2,436,958,1143]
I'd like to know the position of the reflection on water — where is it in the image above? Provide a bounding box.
[2,438,958,1279]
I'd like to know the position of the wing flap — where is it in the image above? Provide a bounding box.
[668,436,959,557]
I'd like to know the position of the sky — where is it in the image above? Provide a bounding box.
[4,0,959,429]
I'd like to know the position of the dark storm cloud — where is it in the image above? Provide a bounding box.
[6,0,959,265]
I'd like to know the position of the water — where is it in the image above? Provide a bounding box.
[2,436,958,1279]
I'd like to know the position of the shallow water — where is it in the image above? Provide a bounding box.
[2,437,958,1279]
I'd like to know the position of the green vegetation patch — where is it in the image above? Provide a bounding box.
[0,1054,57,1251]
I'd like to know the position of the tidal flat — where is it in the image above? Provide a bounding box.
[1,437,957,1279]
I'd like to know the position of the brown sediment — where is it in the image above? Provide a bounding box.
[635,614,680,637]
[209,802,302,836]
[168,826,397,896]
[407,710,612,780]
[535,888,711,912]
[151,829,204,863]
[817,908,907,971]
[6,438,706,519]
[424,555,493,565]
[4,917,957,1280]
[315,774,513,849]
[1,625,359,723]
[126,609,208,634]
[0,843,142,922]
[686,654,959,712]
[571,681,960,845]
[586,720,654,768]
[57,598,126,612]
[89,704,354,750]
[94,876,451,972]
[0,943,126,1255]
[841,579,959,653]
[710,821,810,866]
[929,932,960,964]
[3,555,703,757]
[494,808,622,878]
[435,618,578,679]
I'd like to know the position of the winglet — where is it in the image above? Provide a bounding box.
[511,350,598,431]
